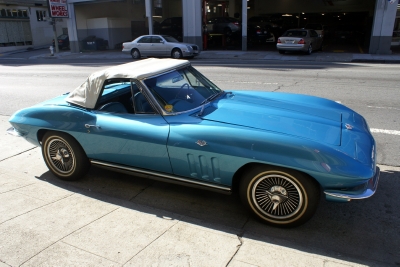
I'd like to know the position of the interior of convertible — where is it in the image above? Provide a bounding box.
[95,66,221,115]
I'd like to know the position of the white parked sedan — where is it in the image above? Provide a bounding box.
[122,35,200,59]
[276,29,323,55]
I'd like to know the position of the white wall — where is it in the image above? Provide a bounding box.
[30,6,67,47]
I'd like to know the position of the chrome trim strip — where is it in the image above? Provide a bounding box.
[91,160,231,192]
[324,166,380,200]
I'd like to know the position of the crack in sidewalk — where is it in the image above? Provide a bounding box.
[225,232,244,267]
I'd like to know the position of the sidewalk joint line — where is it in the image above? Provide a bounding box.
[0,193,74,226]
[59,241,122,265]
[0,147,38,163]
[0,182,36,195]
[19,206,121,266]
[128,183,152,201]
[122,219,179,265]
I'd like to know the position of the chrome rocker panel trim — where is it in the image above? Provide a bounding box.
[324,166,380,201]
[90,160,232,194]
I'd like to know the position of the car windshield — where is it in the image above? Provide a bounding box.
[282,30,307,37]
[163,35,179,42]
[144,66,222,113]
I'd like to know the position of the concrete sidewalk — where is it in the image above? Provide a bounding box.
[1,114,400,266]
[21,48,400,63]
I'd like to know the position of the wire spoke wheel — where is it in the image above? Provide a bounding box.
[47,138,75,174]
[252,174,302,219]
[42,131,90,181]
[240,166,320,227]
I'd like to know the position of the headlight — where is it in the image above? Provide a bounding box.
[186,45,192,51]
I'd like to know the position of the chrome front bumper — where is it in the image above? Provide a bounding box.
[324,166,380,202]
[6,127,24,137]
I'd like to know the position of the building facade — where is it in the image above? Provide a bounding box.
[1,0,399,54]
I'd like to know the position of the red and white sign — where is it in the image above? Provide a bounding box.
[48,0,69,18]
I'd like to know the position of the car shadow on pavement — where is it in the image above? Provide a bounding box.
[36,165,400,266]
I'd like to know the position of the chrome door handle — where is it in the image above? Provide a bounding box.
[85,124,101,129]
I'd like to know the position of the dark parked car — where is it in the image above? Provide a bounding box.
[248,16,283,38]
[247,24,275,44]
[206,17,241,35]
[158,17,183,42]
[52,34,69,50]
[81,36,108,51]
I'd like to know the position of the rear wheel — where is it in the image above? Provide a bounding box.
[278,50,285,54]
[42,131,90,181]
[131,49,141,59]
[306,44,313,55]
[239,165,320,227]
[171,48,183,59]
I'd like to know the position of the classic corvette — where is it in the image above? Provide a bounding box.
[8,58,379,227]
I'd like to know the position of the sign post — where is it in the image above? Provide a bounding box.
[48,0,69,53]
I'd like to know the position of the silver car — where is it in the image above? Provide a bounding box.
[122,35,200,59]
[276,29,323,55]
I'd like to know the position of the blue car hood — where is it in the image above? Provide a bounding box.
[202,91,343,146]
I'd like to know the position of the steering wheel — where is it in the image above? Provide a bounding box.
[174,83,191,100]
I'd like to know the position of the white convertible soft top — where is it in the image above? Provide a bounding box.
[66,58,190,109]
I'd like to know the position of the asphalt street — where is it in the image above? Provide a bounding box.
[0,50,399,266]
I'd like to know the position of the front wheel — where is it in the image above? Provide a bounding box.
[42,131,90,181]
[171,48,183,59]
[239,165,320,227]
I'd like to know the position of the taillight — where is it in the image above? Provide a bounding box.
[298,39,305,44]
[321,30,324,36]
[277,38,281,43]
[256,29,261,34]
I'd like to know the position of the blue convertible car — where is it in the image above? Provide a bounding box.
[8,58,379,227]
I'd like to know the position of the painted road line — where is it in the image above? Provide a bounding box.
[368,105,400,111]
[370,128,400,136]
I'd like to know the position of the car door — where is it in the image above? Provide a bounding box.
[151,36,167,56]
[136,36,152,56]
[164,114,237,187]
[75,80,173,174]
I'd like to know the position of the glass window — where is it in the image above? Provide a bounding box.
[152,36,163,43]
[283,30,307,37]
[144,66,222,113]
[138,36,152,43]
[163,36,179,42]
[36,10,46,21]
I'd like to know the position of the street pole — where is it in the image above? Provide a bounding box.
[52,18,59,53]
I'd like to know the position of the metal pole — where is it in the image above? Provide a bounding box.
[145,0,153,35]
[52,18,59,53]
[242,0,247,51]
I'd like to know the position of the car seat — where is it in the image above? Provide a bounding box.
[133,92,153,113]
[98,102,127,113]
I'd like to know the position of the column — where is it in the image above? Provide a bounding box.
[182,0,203,50]
[369,0,398,54]
[66,3,79,53]
[242,0,247,51]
